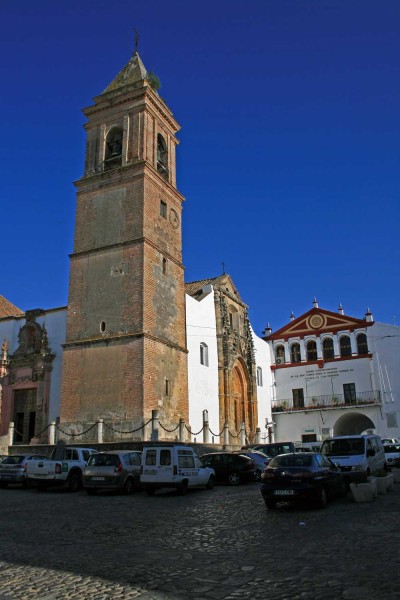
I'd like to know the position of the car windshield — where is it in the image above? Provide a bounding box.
[322,438,364,456]
[1,456,25,465]
[87,454,120,467]
[384,445,400,453]
[269,454,313,468]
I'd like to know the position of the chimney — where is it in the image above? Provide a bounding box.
[290,311,295,321]
[338,303,344,315]
[312,297,318,308]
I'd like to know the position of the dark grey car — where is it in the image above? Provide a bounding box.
[83,450,142,495]
[0,454,48,487]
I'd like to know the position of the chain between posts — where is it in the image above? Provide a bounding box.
[103,418,152,434]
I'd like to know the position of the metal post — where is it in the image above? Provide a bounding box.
[151,409,159,441]
[223,422,229,446]
[255,427,261,444]
[179,418,185,442]
[97,418,104,444]
[49,421,56,445]
[202,410,209,444]
[240,422,246,447]
[8,422,14,446]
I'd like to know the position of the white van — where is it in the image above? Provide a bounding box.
[141,445,215,496]
[321,435,386,482]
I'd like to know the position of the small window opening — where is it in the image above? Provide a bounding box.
[100,321,106,333]
[160,200,167,218]
[104,127,123,170]
[157,134,168,179]
[162,257,167,274]
[165,379,170,396]
[200,343,209,366]
[257,367,263,386]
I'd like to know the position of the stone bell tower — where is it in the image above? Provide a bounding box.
[60,51,188,432]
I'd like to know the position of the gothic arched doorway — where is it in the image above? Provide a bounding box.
[229,359,254,441]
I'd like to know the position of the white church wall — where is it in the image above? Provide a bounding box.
[251,327,273,441]
[368,321,400,437]
[186,291,219,440]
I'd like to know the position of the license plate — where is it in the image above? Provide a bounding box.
[274,489,295,495]
[0,475,11,479]
[92,477,105,481]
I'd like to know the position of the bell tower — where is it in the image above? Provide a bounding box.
[60,51,188,432]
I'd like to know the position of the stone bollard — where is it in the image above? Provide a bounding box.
[97,418,104,444]
[49,421,56,445]
[151,409,159,441]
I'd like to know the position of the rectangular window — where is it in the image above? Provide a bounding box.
[160,200,167,218]
[343,383,356,405]
[292,388,304,409]
[160,449,171,466]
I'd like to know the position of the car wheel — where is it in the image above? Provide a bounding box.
[228,471,241,486]
[206,475,215,490]
[317,487,327,508]
[67,472,81,493]
[178,480,188,495]
[86,488,97,496]
[123,477,134,495]
[254,469,262,482]
[146,486,156,496]
[265,500,277,510]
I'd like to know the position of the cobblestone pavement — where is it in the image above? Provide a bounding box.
[0,480,399,600]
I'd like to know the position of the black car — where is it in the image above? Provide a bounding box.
[245,442,295,458]
[260,452,346,509]
[201,452,255,485]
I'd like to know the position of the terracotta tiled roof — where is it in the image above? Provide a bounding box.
[185,276,226,298]
[0,295,24,318]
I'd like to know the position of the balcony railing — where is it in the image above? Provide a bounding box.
[272,390,381,413]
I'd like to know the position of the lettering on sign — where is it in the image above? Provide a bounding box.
[290,367,354,381]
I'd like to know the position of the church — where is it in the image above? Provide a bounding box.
[1,50,399,449]
[0,51,271,449]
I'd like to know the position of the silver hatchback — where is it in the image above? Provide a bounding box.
[83,450,142,495]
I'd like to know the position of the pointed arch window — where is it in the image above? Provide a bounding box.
[104,127,123,170]
[157,134,168,179]
[306,340,317,361]
[339,335,352,358]
[357,333,368,355]
[290,343,301,364]
[200,342,209,366]
[322,337,334,360]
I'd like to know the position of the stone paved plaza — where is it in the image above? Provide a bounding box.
[0,480,399,600]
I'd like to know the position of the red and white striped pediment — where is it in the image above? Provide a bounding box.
[267,308,370,341]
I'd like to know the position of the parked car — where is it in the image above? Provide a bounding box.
[381,438,399,445]
[233,450,271,481]
[260,452,346,509]
[0,454,48,487]
[0,455,8,463]
[83,450,142,495]
[245,442,295,458]
[320,434,386,483]
[201,452,255,485]
[383,444,400,468]
[141,445,215,496]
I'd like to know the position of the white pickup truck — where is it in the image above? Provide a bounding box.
[26,443,97,492]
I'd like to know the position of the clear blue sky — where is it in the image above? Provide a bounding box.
[1,0,399,336]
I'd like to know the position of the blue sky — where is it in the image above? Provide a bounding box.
[1,0,399,336]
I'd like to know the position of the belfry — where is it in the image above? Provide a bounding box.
[60,51,189,430]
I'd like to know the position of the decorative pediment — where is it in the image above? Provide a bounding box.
[267,307,371,341]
